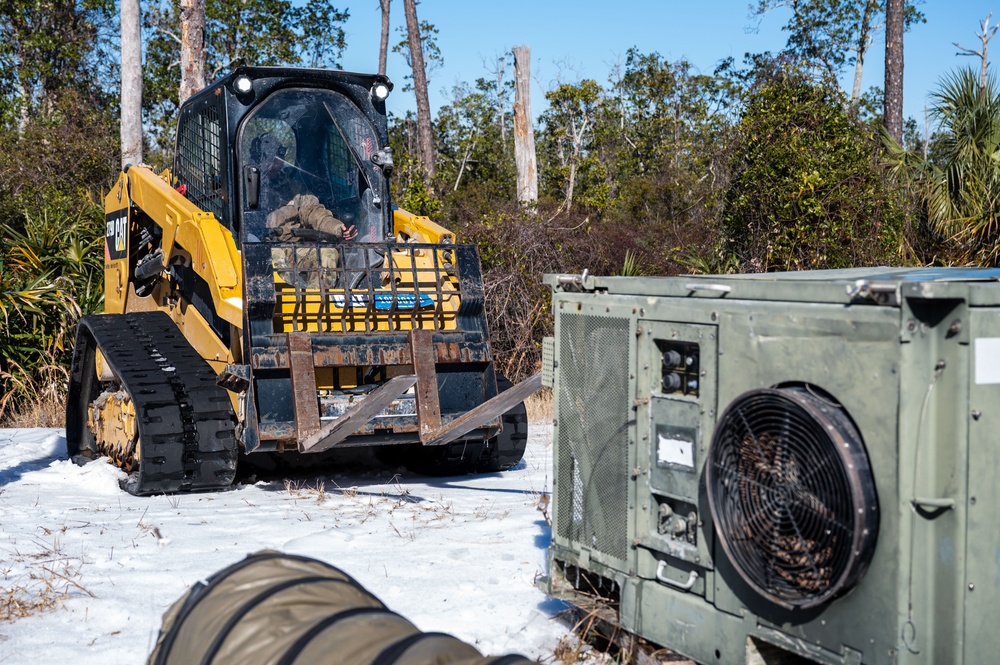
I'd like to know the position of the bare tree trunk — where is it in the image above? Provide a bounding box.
[954,14,999,96]
[378,0,390,76]
[512,45,537,206]
[851,0,877,109]
[17,79,29,134]
[403,0,435,186]
[120,0,143,167]
[565,163,576,213]
[884,0,904,144]
[179,0,207,105]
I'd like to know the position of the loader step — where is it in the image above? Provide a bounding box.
[66,312,238,495]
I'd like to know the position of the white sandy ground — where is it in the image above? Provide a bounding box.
[0,425,593,664]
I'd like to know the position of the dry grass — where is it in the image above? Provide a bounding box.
[0,362,67,428]
[527,387,553,424]
[0,539,94,623]
[3,390,66,428]
[551,607,696,665]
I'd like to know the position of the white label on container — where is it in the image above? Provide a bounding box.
[975,338,1000,384]
[657,434,694,468]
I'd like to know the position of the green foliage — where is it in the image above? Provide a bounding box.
[0,0,115,128]
[433,75,516,203]
[391,150,442,218]
[0,77,114,423]
[538,78,604,211]
[722,64,908,271]
[392,20,443,93]
[886,67,1000,265]
[0,198,105,421]
[750,0,925,82]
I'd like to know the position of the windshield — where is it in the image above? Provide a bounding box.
[239,88,385,244]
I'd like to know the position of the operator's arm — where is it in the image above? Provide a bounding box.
[297,194,355,240]
[268,194,356,240]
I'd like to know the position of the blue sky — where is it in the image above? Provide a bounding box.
[336,1,997,127]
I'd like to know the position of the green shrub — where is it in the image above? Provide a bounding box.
[722,65,910,271]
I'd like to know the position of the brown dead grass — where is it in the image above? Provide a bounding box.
[526,387,553,424]
[2,390,66,428]
[1,540,94,623]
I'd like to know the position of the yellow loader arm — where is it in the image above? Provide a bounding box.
[393,208,454,244]
[105,166,243,327]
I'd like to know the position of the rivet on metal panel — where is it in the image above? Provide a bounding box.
[969,583,975,591]
[971,496,977,505]
[636,326,643,336]
[711,311,717,321]
[640,308,645,316]
[972,410,982,420]
[948,319,962,336]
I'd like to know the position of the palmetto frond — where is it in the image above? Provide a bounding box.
[888,67,1000,264]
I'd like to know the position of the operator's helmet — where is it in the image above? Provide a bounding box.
[250,132,286,165]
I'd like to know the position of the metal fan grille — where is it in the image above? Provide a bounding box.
[706,387,878,610]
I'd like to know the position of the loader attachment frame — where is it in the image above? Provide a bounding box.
[240,239,509,453]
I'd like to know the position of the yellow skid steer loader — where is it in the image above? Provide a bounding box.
[66,67,539,495]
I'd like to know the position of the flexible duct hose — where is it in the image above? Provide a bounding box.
[148,551,537,665]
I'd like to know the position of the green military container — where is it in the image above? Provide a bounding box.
[541,268,1000,665]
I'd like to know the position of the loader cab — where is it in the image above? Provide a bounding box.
[238,87,388,245]
[172,67,394,243]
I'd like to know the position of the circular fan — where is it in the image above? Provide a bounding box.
[706,387,878,610]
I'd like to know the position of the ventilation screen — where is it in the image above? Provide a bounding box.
[706,387,878,610]
[556,313,630,561]
[176,104,226,223]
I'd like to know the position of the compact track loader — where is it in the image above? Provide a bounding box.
[66,67,539,495]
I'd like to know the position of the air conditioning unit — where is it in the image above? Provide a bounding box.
[542,268,1000,665]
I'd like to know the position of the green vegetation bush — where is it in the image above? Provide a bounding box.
[0,90,116,423]
[721,64,911,271]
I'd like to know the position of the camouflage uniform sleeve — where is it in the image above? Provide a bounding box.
[265,198,300,241]
[297,194,345,239]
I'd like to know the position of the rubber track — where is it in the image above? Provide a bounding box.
[77,312,237,495]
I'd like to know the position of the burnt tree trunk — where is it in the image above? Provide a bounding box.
[120,0,142,167]
[512,45,537,206]
[404,0,435,186]
[884,0,904,144]
[378,0,390,76]
[179,0,207,105]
